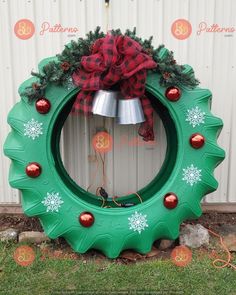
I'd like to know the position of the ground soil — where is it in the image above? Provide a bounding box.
[1,212,235,233]
[0,214,43,232]
[0,212,235,262]
[185,212,236,231]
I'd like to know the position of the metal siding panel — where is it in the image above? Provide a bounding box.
[62,112,166,196]
[0,1,20,204]
[0,0,235,205]
[202,0,235,202]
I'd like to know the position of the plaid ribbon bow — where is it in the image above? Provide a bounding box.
[72,34,157,141]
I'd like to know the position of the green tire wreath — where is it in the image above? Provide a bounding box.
[4,28,225,258]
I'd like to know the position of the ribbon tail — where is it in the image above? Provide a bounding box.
[71,91,94,115]
[138,95,154,142]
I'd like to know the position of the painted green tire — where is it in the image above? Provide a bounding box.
[4,56,225,258]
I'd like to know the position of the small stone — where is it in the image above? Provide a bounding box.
[159,239,175,250]
[217,224,236,252]
[18,231,50,244]
[179,224,209,248]
[53,250,63,258]
[0,228,18,242]
[221,234,236,252]
[217,224,236,235]
[145,246,159,258]
[119,250,144,261]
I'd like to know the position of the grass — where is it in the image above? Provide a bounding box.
[0,242,235,295]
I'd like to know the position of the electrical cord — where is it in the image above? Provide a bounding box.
[182,223,236,270]
[207,227,236,270]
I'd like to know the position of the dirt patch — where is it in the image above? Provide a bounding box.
[1,212,235,233]
[185,212,236,231]
[0,214,43,232]
[1,212,235,264]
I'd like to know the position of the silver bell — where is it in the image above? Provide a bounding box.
[117,98,145,124]
[92,90,118,117]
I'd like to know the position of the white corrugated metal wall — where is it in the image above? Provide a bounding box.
[0,0,235,207]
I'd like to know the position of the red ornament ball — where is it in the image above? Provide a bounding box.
[165,86,181,101]
[35,98,51,114]
[79,212,95,227]
[190,133,205,149]
[25,162,42,178]
[163,193,178,209]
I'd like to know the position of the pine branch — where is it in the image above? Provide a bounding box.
[22,27,199,101]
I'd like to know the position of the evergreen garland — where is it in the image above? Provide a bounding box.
[23,27,199,101]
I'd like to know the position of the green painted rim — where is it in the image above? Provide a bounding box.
[4,57,225,258]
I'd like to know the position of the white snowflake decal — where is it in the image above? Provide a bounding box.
[182,164,202,186]
[24,118,43,140]
[186,106,205,128]
[42,192,64,212]
[128,211,148,234]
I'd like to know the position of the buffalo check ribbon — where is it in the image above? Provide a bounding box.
[72,34,157,141]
